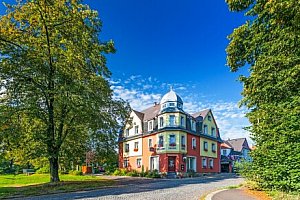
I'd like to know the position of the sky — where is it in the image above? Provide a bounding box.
[0,1,253,145]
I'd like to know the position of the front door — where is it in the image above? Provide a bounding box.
[168,156,176,172]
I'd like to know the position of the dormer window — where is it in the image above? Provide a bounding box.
[191,120,196,131]
[148,120,153,131]
[169,102,175,107]
[178,103,183,109]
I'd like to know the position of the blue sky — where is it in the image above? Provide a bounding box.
[0,1,252,144]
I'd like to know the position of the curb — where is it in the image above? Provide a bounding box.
[205,189,228,200]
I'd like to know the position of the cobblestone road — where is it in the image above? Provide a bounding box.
[21,174,244,200]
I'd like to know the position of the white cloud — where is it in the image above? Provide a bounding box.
[110,75,253,145]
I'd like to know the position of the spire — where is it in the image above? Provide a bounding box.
[170,85,173,91]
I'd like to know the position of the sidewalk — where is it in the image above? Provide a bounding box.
[206,189,257,200]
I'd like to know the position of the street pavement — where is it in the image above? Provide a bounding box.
[19,173,244,200]
[211,189,257,200]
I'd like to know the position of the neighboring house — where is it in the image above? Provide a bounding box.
[220,138,252,173]
[119,88,222,176]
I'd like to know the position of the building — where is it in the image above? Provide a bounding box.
[220,138,252,173]
[118,88,222,176]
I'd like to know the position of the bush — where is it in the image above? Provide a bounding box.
[127,170,140,177]
[69,170,83,176]
[36,166,50,174]
[113,169,128,176]
[146,170,160,178]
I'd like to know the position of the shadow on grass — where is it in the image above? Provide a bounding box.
[0,180,115,199]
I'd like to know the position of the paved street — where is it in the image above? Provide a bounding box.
[21,174,244,200]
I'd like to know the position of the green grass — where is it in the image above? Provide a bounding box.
[0,174,115,199]
[267,190,300,200]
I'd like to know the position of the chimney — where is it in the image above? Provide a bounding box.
[154,102,158,106]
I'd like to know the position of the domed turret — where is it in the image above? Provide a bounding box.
[160,87,183,112]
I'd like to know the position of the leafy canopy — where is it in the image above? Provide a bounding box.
[226,0,300,191]
[0,0,130,181]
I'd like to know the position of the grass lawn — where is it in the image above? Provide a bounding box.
[0,174,115,199]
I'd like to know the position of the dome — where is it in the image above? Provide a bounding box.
[160,89,183,104]
[160,87,183,111]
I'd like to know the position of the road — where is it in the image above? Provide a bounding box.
[21,174,244,200]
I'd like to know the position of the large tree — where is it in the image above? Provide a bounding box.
[226,0,300,191]
[0,0,129,182]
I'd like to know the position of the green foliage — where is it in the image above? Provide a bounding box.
[146,170,160,178]
[112,169,128,176]
[68,170,83,176]
[226,0,300,192]
[126,170,139,177]
[0,0,130,182]
[36,166,50,174]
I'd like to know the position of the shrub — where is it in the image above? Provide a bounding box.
[113,169,121,176]
[36,166,50,174]
[127,170,140,177]
[146,170,160,178]
[69,170,83,176]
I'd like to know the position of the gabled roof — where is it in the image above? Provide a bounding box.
[132,110,144,121]
[226,138,250,152]
[141,104,161,121]
[191,109,210,119]
[221,142,233,149]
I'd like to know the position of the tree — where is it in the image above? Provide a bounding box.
[226,0,300,191]
[0,0,129,182]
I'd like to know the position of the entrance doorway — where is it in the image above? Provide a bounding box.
[168,156,176,172]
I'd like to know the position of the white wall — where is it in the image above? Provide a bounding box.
[123,138,143,157]
[125,111,143,137]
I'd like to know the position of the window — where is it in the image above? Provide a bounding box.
[169,135,176,147]
[209,159,214,169]
[125,144,129,152]
[208,116,212,121]
[135,125,139,134]
[181,135,186,149]
[163,103,167,108]
[180,116,185,127]
[134,142,139,151]
[222,149,227,155]
[212,143,216,152]
[159,117,164,128]
[178,103,183,109]
[192,138,196,149]
[148,139,153,148]
[211,127,216,136]
[187,157,196,171]
[124,159,129,168]
[204,141,208,151]
[202,157,207,168]
[203,125,208,134]
[148,121,153,131]
[169,115,175,126]
[158,135,164,148]
[169,102,175,107]
[136,158,142,168]
[191,120,196,131]
[125,129,129,137]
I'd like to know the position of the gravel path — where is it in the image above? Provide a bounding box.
[21,174,244,200]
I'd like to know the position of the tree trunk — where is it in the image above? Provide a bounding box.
[49,157,60,182]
